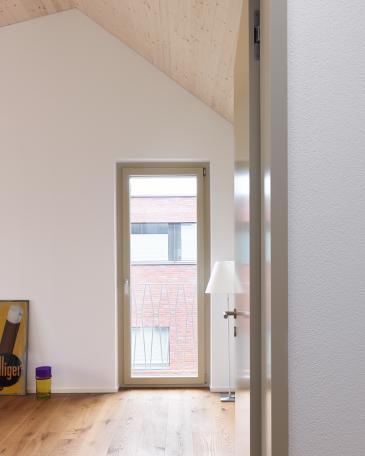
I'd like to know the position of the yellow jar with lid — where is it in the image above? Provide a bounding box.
[35,366,52,400]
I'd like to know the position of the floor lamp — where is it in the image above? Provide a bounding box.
[205,260,242,402]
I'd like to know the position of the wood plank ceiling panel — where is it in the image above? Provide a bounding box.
[0,0,75,27]
[0,0,242,121]
[75,0,242,121]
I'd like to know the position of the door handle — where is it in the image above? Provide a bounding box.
[224,309,237,319]
[223,308,250,319]
[124,279,129,296]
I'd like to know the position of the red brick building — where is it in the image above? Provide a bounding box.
[130,195,198,377]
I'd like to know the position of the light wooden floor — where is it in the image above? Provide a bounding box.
[0,389,234,456]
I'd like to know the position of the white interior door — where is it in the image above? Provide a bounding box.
[234,1,288,455]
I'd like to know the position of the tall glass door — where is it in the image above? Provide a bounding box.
[121,167,206,385]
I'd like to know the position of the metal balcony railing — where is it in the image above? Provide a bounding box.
[130,283,198,374]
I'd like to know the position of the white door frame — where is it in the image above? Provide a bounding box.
[260,1,288,455]
[234,1,288,455]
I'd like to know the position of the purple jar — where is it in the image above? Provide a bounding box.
[35,366,52,400]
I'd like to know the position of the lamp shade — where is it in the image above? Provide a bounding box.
[205,260,243,294]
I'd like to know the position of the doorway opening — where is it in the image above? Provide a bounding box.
[118,165,209,386]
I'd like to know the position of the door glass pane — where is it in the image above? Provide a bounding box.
[132,327,170,368]
[129,175,198,378]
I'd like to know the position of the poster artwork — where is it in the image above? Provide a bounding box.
[0,301,29,395]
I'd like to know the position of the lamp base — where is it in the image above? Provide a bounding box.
[220,392,235,403]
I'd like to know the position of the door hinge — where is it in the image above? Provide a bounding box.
[254,11,260,61]
[203,167,207,177]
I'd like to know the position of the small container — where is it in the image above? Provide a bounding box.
[36,366,52,400]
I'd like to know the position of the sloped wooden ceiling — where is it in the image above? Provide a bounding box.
[0,0,74,24]
[0,0,242,121]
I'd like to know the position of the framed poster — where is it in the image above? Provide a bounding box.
[0,301,29,395]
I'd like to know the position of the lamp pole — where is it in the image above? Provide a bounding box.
[221,294,235,402]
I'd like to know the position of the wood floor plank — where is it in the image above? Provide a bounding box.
[165,390,194,456]
[137,391,169,456]
[39,394,110,455]
[105,391,145,456]
[0,396,45,446]
[0,395,68,455]
[0,389,235,456]
[78,393,131,456]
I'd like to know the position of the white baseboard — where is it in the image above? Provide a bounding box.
[209,386,236,393]
[27,386,119,394]
[210,378,249,393]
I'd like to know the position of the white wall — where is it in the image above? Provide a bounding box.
[288,1,365,454]
[0,10,234,392]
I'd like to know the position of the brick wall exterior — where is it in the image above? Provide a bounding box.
[130,197,196,223]
[130,196,198,377]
